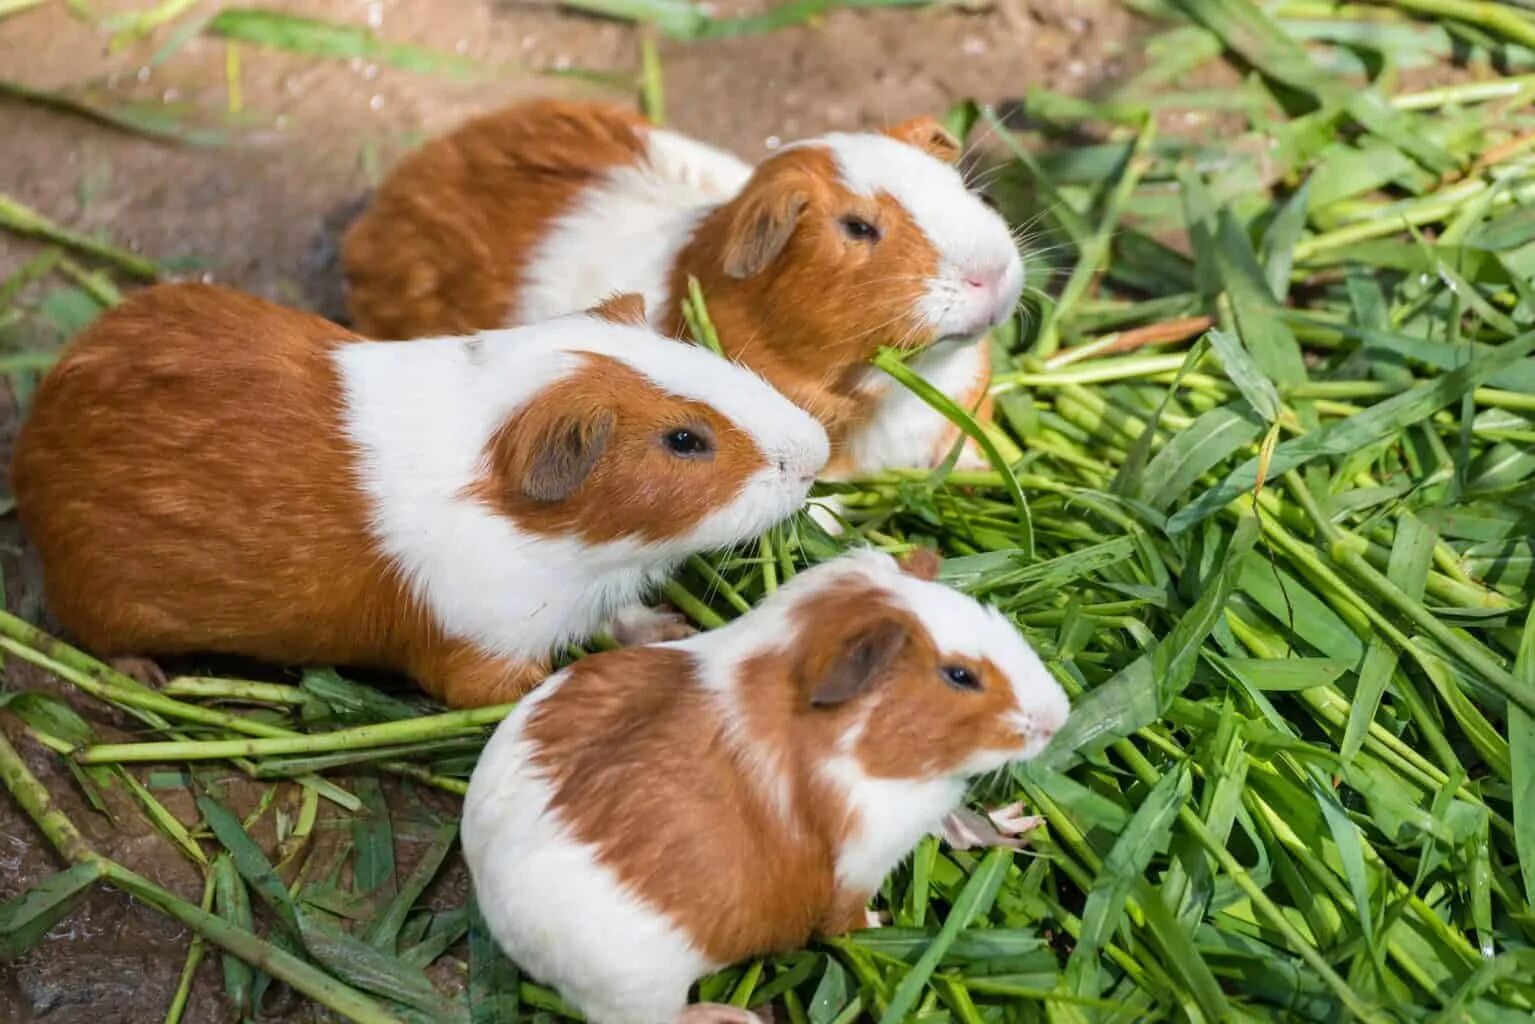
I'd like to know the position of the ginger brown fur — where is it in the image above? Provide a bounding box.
[342,100,649,339]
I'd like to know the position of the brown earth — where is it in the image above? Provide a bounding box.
[0,1,1147,1021]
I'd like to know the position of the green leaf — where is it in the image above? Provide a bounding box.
[1516,603,1535,905]
[212,854,255,1016]
[197,794,300,935]
[0,861,104,958]
[207,7,479,76]
[1207,328,1281,423]
[468,896,519,1022]
[1068,765,1191,991]
[878,848,1011,1024]
[1170,330,1535,532]
[352,775,395,896]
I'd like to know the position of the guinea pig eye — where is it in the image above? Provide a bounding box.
[661,428,712,457]
[940,665,982,692]
[840,216,881,243]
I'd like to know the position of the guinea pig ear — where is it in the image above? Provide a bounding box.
[897,547,942,582]
[722,176,810,280]
[809,618,907,707]
[515,407,616,503]
[883,116,962,165]
[588,292,647,326]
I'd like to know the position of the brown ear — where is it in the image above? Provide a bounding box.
[509,407,615,503]
[588,292,647,326]
[884,116,961,164]
[897,548,942,582]
[722,176,810,279]
[809,619,907,707]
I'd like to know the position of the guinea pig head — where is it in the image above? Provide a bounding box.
[707,116,1023,402]
[475,298,830,556]
[787,549,1067,780]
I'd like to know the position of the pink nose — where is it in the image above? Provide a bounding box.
[963,273,998,292]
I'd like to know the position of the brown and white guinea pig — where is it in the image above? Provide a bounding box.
[11,283,828,708]
[461,548,1070,1024]
[341,100,1024,479]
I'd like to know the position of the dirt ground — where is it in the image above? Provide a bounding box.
[0,1,1148,1020]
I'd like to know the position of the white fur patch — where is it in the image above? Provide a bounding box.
[822,754,966,892]
[463,676,715,1024]
[332,314,827,662]
[517,129,751,327]
[831,337,990,479]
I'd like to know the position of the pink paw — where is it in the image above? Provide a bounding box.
[940,801,1044,850]
[677,1004,765,1024]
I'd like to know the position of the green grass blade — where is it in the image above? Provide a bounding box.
[207,7,480,76]
[877,848,1011,1024]
[1170,330,1535,532]
[1516,602,1535,904]
[468,895,521,1022]
[0,861,104,958]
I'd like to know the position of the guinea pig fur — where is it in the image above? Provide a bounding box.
[462,548,1069,1024]
[11,283,828,708]
[341,100,1023,480]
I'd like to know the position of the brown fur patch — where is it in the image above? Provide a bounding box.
[470,352,764,545]
[588,292,648,326]
[12,283,542,708]
[342,100,649,338]
[666,146,939,436]
[526,646,858,965]
[787,581,1024,781]
[883,115,961,164]
[897,547,943,582]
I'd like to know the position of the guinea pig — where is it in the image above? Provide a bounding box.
[341,100,1024,480]
[11,283,828,708]
[461,548,1069,1024]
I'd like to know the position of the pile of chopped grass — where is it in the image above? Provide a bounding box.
[4,0,1535,1021]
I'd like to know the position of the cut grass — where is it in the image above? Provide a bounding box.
[3,1,1535,1022]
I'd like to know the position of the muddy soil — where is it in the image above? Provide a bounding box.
[0,1,1147,1020]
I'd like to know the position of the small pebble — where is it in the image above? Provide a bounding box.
[369,94,385,111]
[962,36,987,56]
[764,135,782,150]
[366,2,383,27]
[135,66,151,82]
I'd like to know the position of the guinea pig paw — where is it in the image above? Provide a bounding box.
[107,655,168,688]
[607,603,698,646]
[864,907,888,929]
[986,801,1046,841]
[940,803,1044,851]
[677,1003,766,1024]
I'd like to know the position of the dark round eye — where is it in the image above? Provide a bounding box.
[662,428,712,456]
[840,216,881,243]
[941,665,981,691]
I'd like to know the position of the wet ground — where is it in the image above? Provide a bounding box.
[0,1,1147,1020]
